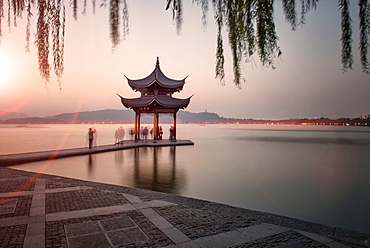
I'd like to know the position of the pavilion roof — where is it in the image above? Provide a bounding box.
[125,57,187,91]
[118,95,192,109]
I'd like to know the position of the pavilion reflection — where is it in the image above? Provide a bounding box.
[115,150,124,164]
[130,146,185,194]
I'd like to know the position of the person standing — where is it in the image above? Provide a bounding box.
[87,128,96,149]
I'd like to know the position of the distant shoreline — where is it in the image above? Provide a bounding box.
[0,121,369,127]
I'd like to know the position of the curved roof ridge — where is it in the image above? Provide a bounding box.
[125,58,186,89]
[118,94,192,109]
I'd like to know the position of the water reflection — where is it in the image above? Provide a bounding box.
[87,154,95,174]
[115,150,124,165]
[131,146,185,194]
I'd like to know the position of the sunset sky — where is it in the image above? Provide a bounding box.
[0,0,369,119]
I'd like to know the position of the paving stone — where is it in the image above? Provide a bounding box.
[0,179,35,193]
[164,240,201,248]
[45,189,129,214]
[30,206,45,216]
[0,224,27,248]
[277,241,308,248]
[155,205,257,240]
[67,233,110,248]
[122,193,143,203]
[161,227,191,244]
[326,241,351,248]
[23,234,45,248]
[46,209,95,222]
[91,204,136,215]
[146,200,177,208]
[237,223,290,239]
[0,195,32,218]
[25,222,45,236]
[232,230,329,248]
[64,221,102,237]
[333,227,370,246]
[99,216,136,231]
[33,179,45,191]
[194,235,229,248]
[0,198,18,214]
[106,227,149,246]
[296,230,334,244]
[260,212,335,238]
[214,230,251,247]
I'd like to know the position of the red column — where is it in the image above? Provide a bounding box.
[137,112,141,140]
[153,111,158,141]
[134,112,138,141]
[173,112,177,141]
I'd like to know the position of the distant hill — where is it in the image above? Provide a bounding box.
[0,111,30,120]
[0,109,367,126]
[0,109,229,124]
[54,109,134,123]
[2,117,65,124]
[52,109,226,123]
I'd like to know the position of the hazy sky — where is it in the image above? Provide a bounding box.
[0,0,369,119]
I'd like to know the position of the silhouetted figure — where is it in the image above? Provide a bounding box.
[87,127,96,149]
[159,126,163,140]
[140,126,144,139]
[129,128,134,139]
[115,126,125,144]
[169,126,175,140]
[143,126,149,140]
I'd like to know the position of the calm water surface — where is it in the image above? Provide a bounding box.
[1,124,370,234]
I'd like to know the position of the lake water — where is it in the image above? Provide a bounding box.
[1,123,370,234]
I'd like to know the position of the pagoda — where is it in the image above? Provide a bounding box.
[118,57,192,141]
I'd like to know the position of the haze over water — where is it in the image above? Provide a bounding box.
[2,123,369,234]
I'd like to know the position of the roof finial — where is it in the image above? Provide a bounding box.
[156,57,160,68]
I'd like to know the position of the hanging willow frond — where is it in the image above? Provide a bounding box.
[36,0,50,81]
[255,0,280,68]
[82,0,86,15]
[282,0,297,30]
[25,0,32,51]
[0,0,3,42]
[121,0,129,40]
[213,0,225,84]
[12,0,25,27]
[358,0,369,73]
[109,0,120,48]
[194,0,209,28]
[166,0,183,34]
[7,0,11,30]
[299,0,318,26]
[92,0,95,14]
[226,0,243,88]
[70,0,77,20]
[51,0,65,88]
[339,0,353,72]
[245,0,255,57]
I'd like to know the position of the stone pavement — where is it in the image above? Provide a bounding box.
[0,167,369,248]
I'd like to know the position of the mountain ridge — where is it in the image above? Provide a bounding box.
[0,109,227,124]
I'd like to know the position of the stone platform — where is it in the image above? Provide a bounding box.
[0,167,369,248]
[0,139,194,166]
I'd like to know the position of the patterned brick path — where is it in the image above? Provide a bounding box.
[0,167,369,248]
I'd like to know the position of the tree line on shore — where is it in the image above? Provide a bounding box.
[0,109,368,126]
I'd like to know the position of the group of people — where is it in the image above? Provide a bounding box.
[115,126,125,144]
[87,125,176,148]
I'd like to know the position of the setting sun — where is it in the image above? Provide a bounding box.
[0,56,13,84]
